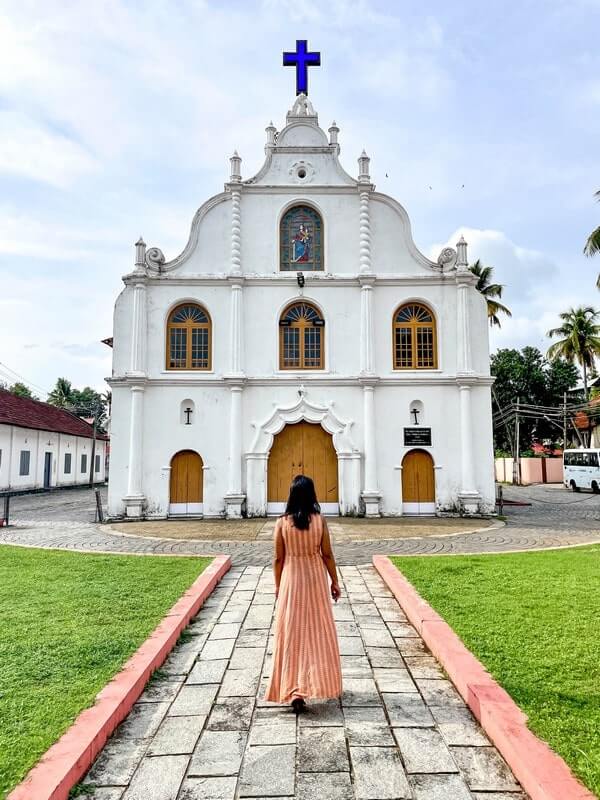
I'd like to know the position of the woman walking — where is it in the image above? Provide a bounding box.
[264,475,342,712]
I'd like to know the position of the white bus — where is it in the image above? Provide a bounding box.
[563,448,600,493]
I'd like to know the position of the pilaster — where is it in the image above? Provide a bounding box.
[123,385,145,517]
[360,378,381,517]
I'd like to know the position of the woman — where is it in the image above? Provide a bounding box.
[264,475,342,713]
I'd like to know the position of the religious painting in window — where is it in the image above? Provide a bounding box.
[166,303,212,370]
[393,303,437,369]
[279,302,325,369]
[280,205,323,271]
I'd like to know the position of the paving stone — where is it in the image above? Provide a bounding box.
[237,629,269,648]
[334,621,360,636]
[340,654,371,677]
[85,789,124,800]
[298,726,348,772]
[383,692,435,727]
[200,638,236,661]
[148,715,206,755]
[256,676,279,707]
[178,776,237,800]
[361,626,396,648]
[351,602,379,617]
[219,668,261,697]
[228,590,254,602]
[296,772,353,800]
[472,794,527,800]
[209,623,242,640]
[343,707,394,746]
[208,697,254,730]
[116,701,170,740]
[347,592,372,602]
[219,608,247,624]
[372,667,417,693]
[387,622,419,637]
[410,773,473,800]
[355,615,388,629]
[379,607,407,622]
[403,655,444,678]
[122,754,188,799]
[249,708,297,745]
[83,738,147,785]
[229,646,265,671]
[451,746,521,791]
[393,727,458,773]
[189,730,247,776]
[169,684,219,716]
[416,678,464,707]
[338,636,366,655]
[331,603,354,621]
[162,642,204,675]
[350,746,411,799]
[366,647,404,668]
[341,677,381,706]
[394,636,427,655]
[298,699,344,726]
[239,744,296,796]
[137,676,184,703]
[243,606,274,629]
[187,660,229,685]
[430,706,489,746]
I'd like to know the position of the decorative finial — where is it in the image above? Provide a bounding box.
[230,150,242,182]
[456,235,468,271]
[283,40,321,95]
[358,149,371,183]
[328,120,339,146]
[266,121,276,146]
[134,237,146,271]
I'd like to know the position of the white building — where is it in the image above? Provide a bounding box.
[107,93,494,520]
[0,389,108,491]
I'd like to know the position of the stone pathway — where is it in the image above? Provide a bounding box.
[82,564,527,800]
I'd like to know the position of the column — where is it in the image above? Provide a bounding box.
[129,281,147,375]
[455,235,472,375]
[361,382,381,517]
[360,281,374,373]
[124,385,145,517]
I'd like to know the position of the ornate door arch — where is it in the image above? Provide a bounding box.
[401,449,435,515]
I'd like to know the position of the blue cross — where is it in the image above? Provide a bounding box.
[283,40,321,95]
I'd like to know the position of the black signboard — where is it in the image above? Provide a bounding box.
[404,427,432,446]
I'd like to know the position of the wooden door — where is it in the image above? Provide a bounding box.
[402,449,435,511]
[267,422,338,504]
[170,450,203,513]
[43,452,52,488]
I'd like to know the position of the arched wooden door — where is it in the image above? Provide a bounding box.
[401,449,435,515]
[267,422,338,515]
[169,450,203,515]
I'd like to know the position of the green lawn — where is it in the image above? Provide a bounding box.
[391,546,600,796]
[0,545,211,798]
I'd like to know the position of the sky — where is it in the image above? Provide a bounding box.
[1,0,599,396]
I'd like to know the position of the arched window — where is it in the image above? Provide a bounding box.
[166,303,211,370]
[279,302,325,370]
[280,205,323,271]
[393,303,437,369]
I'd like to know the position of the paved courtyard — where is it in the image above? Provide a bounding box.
[82,563,527,800]
[3,484,600,566]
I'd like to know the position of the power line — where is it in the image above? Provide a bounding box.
[0,362,50,397]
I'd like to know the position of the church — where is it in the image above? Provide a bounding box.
[107,43,495,520]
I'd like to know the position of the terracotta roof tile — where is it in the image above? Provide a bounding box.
[0,389,108,440]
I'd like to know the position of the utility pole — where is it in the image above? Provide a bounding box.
[563,391,567,450]
[513,398,520,485]
[88,405,98,488]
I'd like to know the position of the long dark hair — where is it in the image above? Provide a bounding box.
[284,474,321,530]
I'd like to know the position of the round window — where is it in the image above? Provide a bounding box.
[297,167,307,179]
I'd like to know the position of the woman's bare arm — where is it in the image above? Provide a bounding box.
[273,518,286,598]
[321,517,341,601]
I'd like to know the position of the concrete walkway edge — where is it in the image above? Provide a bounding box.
[8,554,231,800]
[373,555,595,800]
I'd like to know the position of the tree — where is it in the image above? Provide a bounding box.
[8,382,38,400]
[47,377,75,408]
[70,387,107,431]
[469,260,512,327]
[547,306,600,399]
[491,347,579,452]
[583,190,600,269]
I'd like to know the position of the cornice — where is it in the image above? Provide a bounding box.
[138,273,457,287]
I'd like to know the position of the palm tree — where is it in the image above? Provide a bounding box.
[547,307,600,399]
[583,191,600,274]
[47,377,75,408]
[468,260,512,327]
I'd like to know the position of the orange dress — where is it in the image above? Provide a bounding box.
[265,513,342,703]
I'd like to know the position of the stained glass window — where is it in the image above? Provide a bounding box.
[280,205,323,272]
[167,303,212,370]
[279,302,324,369]
[393,303,437,369]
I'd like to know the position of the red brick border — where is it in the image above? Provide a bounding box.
[8,554,231,800]
[373,555,595,800]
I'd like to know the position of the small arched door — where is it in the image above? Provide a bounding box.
[267,422,338,515]
[402,449,435,515]
[169,450,203,515]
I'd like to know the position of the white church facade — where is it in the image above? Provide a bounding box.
[107,92,495,520]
